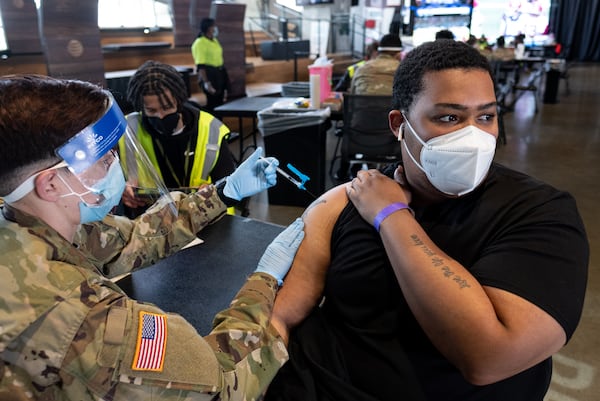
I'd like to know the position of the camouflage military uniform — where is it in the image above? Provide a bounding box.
[350,54,400,95]
[0,186,288,400]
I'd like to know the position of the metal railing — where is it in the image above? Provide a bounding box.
[246,9,380,60]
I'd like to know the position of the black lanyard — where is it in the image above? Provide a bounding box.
[152,133,193,189]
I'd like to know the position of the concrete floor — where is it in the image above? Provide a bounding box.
[239,62,600,400]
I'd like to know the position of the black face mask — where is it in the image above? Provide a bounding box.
[145,112,180,136]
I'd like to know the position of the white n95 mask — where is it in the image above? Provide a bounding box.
[401,117,496,196]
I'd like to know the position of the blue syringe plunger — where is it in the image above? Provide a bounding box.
[259,156,311,191]
[286,163,310,189]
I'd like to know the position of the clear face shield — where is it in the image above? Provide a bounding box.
[60,95,178,224]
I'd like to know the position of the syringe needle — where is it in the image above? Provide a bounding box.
[259,157,299,186]
[259,157,318,200]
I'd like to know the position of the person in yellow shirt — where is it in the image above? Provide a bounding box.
[191,18,230,111]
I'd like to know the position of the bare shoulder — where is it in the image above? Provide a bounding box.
[295,183,349,273]
[270,184,350,338]
[302,183,349,233]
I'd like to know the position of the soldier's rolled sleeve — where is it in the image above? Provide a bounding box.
[76,185,228,277]
[204,273,289,398]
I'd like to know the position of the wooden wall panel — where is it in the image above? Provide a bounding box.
[39,0,105,86]
[102,48,194,73]
[0,0,42,54]
[0,54,47,75]
[172,0,212,47]
[212,2,246,99]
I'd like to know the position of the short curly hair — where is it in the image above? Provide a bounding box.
[391,40,494,112]
[126,60,188,113]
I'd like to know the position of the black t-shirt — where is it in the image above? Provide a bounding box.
[267,163,588,401]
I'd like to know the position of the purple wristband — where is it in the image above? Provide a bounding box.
[373,202,411,232]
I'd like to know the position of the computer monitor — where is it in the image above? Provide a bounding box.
[295,0,334,6]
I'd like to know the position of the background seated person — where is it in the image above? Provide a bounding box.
[336,33,402,181]
[435,28,455,40]
[264,40,589,401]
[350,33,403,95]
[121,60,236,218]
[333,40,379,93]
[491,35,517,61]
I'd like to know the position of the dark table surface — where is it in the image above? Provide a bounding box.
[213,97,302,162]
[213,96,298,117]
[102,41,172,52]
[117,215,284,335]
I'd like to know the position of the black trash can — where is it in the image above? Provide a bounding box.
[544,69,561,104]
[258,106,331,207]
[543,60,565,104]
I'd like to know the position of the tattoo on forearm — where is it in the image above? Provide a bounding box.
[410,234,471,289]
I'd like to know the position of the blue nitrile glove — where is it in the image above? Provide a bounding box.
[255,218,305,285]
[223,147,279,201]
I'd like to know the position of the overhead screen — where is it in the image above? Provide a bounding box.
[405,0,473,45]
[470,0,552,45]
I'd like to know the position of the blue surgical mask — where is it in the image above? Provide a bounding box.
[59,160,126,224]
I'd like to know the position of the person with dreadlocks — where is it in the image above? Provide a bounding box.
[191,17,230,111]
[121,60,238,217]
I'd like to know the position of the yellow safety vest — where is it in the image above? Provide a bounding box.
[347,60,366,78]
[119,111,235,214]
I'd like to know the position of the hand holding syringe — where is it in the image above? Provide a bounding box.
[260,156,317,199]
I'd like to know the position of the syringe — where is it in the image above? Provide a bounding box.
[260,157,317,199]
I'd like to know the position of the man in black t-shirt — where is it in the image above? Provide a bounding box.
[265,40,589,401]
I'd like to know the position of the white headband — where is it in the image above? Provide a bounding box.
[378,46,403,52]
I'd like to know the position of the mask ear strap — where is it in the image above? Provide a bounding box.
[401,137,427,175]
[399,115,428,175]
[402,115,428,148]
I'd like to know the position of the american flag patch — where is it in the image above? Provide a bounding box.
[132,311,167,371]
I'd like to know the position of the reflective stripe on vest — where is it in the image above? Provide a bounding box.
[119,114,163,188]
[190,111,230,184]
[348,60,366,78]
[121,112,229,188]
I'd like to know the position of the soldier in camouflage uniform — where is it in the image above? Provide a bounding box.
[0,74,306,400]
[350,33,404,95]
